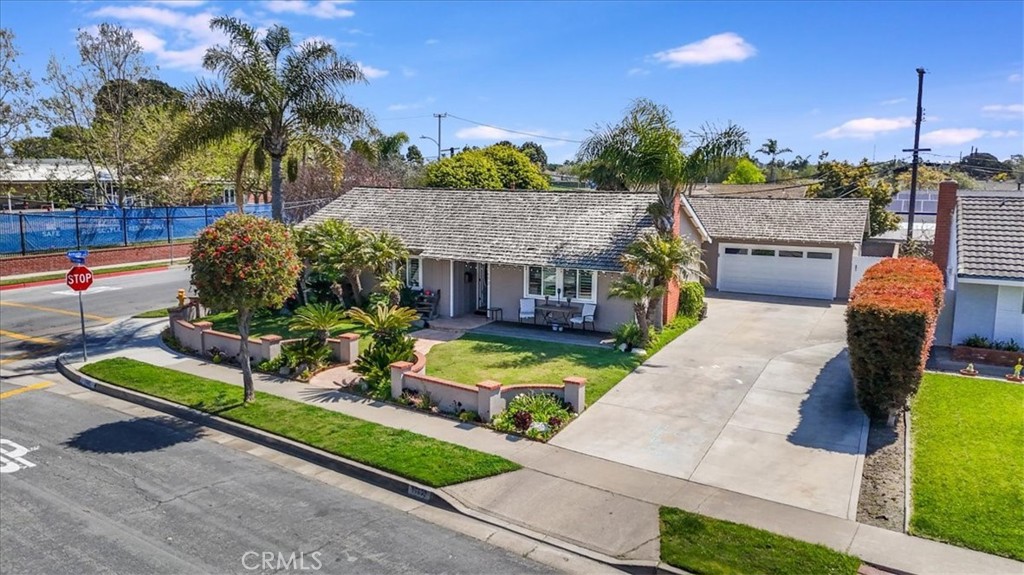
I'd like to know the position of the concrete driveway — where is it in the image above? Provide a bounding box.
[551,295,867,519]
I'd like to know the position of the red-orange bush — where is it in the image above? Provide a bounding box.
[846,258,944,418]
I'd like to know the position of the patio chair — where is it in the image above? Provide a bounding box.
[569,303,596,331]
[518,298,537,324]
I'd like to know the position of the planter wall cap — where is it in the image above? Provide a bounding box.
[389,360,413,369]
[476,380,502,391]
[193,321,213,329]
[562,376,587,386]
[333,333,360,341]
[260,334,284,343]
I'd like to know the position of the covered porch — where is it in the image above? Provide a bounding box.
[406,256,638,334]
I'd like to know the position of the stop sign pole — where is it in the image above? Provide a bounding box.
[66,263,94,361]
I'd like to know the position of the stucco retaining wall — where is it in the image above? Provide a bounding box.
[169,316,359,364]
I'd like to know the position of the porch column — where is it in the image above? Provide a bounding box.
[449,259,455,318]
[486,263,491,310]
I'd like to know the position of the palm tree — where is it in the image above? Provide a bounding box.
[346,303,420,347]
[172,17,368,221]
[289,302,347,346]
[302,219,372,306]
[352,131,411,165]
[577,99,747,235]
[756,138,792,183]
[607,270,663,347]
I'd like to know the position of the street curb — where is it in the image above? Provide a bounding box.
[0,265,174,291]
[55,354,678,574]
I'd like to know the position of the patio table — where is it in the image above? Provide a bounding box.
[536,303,581,325]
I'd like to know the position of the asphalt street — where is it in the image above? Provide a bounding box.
[0,266,192,370]
[0,379,555,575]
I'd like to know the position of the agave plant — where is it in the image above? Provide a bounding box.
[289,302,347,346]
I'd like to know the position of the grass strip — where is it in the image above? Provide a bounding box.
[1,262,173,286]
[910,373,1024,560]
[659,507,861,575]
[134,308,171,318]
[80,357,521,487]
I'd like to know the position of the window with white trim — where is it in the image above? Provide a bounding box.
[406,257,422,288]
[523,266,597,303]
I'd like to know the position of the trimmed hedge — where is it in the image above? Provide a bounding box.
[847,257,944,418]
[678,281,705,319]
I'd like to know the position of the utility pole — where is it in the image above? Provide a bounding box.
[432,113,447,160]
[902,68,931,242]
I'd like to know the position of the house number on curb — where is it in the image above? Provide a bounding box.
[407,485,432,501]
[0,439,39,473]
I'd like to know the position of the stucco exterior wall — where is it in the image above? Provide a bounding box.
[951,282,998,343]
[994,284,1024,343]
[702,239,856,301]
[421,257,452,317]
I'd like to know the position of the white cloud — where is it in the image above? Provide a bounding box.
[989,130,1021,138]
[627,67,650,77]
[357,62,388,79]
[981,103,1024,117]
[921,128,988,146]
[1009,73,1022,83]
[386,97,434,112]
[652,32,756,67]
[425,38,439,45]
[453,125,571,147]
[880,97,907,106]
[263,1,354,19]
[91,5,227,71]
[147,0,207,5]
[817,117,914,139]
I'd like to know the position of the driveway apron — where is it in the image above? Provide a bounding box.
[550,295,867,519]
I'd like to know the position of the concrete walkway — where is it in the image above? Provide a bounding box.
[552,295,867,519]
[69,317,1023,574]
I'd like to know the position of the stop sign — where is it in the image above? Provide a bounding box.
[66,265,94,292]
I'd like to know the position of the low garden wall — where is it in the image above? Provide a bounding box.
[389,353,586,422]
[168,316,359,365]
[952,346,1023,368]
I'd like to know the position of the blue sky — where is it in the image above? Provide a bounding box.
[2,0,1022,164]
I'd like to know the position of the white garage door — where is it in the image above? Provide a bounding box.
[718,244,839,300]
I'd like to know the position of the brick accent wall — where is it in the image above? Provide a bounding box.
[932,181,958,279]
[0,241,193,276]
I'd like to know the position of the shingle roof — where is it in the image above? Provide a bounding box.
[687,197,869,244]
[956,195,1024,281]
[303,187,658,271]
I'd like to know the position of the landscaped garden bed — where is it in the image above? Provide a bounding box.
[910,372,1024,560]
[659,506,861,575]
[80,357,520,487]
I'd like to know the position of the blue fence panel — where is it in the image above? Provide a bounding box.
[0,204,273,255]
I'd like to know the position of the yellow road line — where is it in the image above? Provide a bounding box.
[0,381,54,400]
[0,300,112,322]
[0,329,57,345]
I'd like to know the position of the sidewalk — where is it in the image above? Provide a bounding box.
[74,318,1023,574]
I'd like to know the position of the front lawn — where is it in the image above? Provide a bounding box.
[426,333,639,405]
[426,315,699,405]
[80,358,520,487]
[659,507,861,575]
[910,372,1024,560]
[201,309,366,340]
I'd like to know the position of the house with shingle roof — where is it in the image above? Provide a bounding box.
[304,187,872,331]
[932,182,1024,346]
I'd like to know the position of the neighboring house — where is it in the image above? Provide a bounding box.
[932,181,1024,346]
[0,158,117,207]
[688,197,870,300]
[305,187,874,332]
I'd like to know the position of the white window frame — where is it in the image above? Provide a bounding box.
[522,266,597,304]
[406,257,423,289]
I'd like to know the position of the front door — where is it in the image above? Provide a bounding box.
[476,262,489,311]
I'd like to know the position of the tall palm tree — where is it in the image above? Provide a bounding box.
[577,99,747,235]
[607,270,663,347]
[352,131,411,165]
[756,138,792,183]
[172,17,368,221]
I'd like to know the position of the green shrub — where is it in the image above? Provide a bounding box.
[256,354,287,374]
[282,337,332,376]
[612,322,647,350]
[491,393,573,440]
[847,258,944,418]
[677,281,705,319]
[961,334,991,348]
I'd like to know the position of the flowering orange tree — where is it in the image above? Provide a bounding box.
[191,213,301,402]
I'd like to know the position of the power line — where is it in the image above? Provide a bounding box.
[446,114,584,144]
